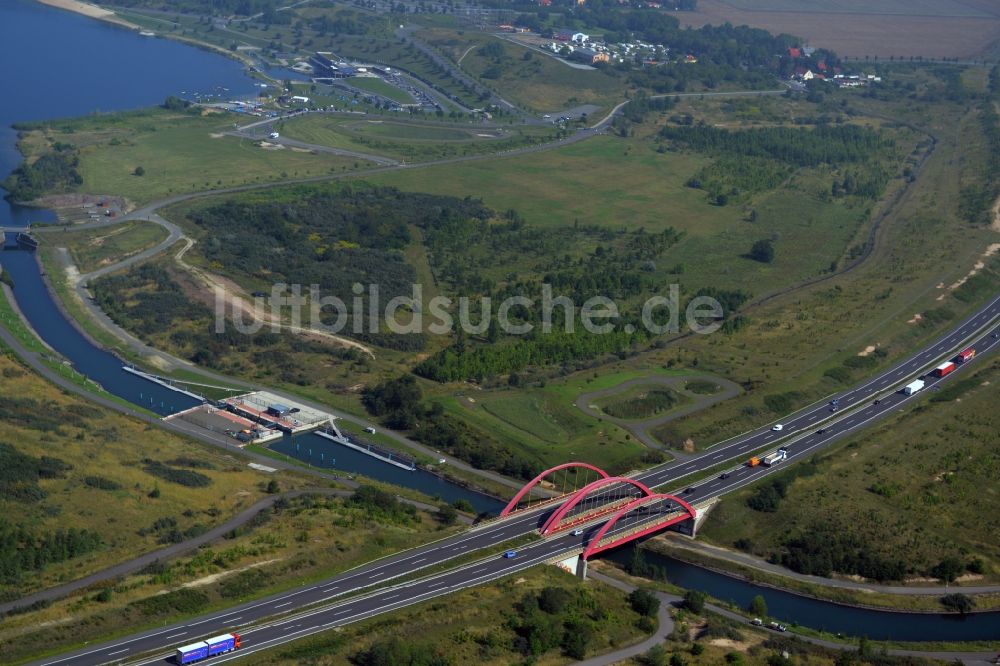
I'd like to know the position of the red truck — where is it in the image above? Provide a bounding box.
[934,361,956,378]
[956,347,976,363]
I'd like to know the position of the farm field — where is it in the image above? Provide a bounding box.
[14,108,368,206]
[681,0,1000,59]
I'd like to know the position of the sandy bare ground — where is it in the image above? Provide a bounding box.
[35,0,139,29]
[180,559,281,589]
[173,239,376,359]
[946,243,1000,291]
[679,0,1000,59]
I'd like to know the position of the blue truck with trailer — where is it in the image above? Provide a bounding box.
[175,633,241,663]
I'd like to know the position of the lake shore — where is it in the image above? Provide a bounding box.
[34,0,139,29]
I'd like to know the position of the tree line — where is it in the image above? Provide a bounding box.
[2,142,81,202]
[0,521,103,591]
[660,124,889,167]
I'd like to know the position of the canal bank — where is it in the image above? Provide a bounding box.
[0,0,502,513]
[601,544,1000,644]
[649,536,1000,613]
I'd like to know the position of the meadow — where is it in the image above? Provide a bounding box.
[280,113,557,162]
[362,126,907,298]
[646,65,1000,452]
[699,356,1000,583]
[45,221,169,274]
[0,491,461,664]
[343,76,415,104]
[418,28,627,114]
[15,108,368,206]
[0,352,297,601]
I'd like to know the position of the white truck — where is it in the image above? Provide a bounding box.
[761,448,788,467]
[269,131,280,139]
[902,379,925,396]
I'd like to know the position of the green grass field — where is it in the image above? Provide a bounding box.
[280,113,557,162]
[45,221,169,274]
[644,66,1000,452]
[0,493,456,664]
[361,131,898,296]
[0,352,298,600]
[429,367,718,473]
[699,356,1000,583]
[595,386,688,421]
[419,28,626,113]
[345,76,415,104]
[18,108,368,206]
[435,390,648,474]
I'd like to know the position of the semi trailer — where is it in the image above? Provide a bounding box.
[176,633,241,664]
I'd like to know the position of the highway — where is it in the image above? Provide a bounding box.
[33,292,1000,666]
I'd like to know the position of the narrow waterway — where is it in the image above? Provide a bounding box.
[604,545,1000,642]
[0,0,499,512]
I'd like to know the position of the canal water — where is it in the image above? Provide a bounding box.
[604,545,1000,642]
[0,0,500,514]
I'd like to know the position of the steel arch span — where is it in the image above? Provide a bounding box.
[582,493,696,560]
[540,476,653,535]
[499,462,611,517]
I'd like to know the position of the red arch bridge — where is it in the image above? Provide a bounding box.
[500,462,698,561]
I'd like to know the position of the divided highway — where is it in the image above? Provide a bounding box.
[34,294,1000,666]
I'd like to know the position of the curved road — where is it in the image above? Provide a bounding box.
[574,374,743,453]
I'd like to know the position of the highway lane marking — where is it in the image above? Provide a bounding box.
[411,557,426,564]
[275,602,292,609]
[39,622,193,665]
[384,594,399,600]
[46,308,1000,665]
[806,414,817,421]
[165,632,187,640]
[107,649,129,656]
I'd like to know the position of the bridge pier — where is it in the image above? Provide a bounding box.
[575,555,588,580]
[669,515,698,538]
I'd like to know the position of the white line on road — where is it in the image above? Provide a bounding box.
[275,602,292,609]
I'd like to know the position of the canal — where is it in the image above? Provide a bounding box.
[0,0,500,514]
[604,545,1000,642]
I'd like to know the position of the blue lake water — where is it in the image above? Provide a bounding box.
[0,0,500,512]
